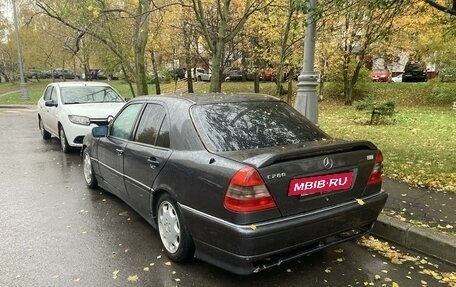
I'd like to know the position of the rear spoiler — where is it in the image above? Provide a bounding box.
[218,140,377,168]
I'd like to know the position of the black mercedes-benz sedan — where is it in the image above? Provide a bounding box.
[81,93,387,275]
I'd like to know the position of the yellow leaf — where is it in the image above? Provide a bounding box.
[392,282,399,287]
[112,270,119,279]
[356,199,365,206]
[127,274,139,282]
[165,261,172,266]
[250,224,257,230]
[143,267,149,272]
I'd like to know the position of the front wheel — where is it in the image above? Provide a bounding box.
[59,126,71,153]
[83,148,98,189]
[157,194,194,262]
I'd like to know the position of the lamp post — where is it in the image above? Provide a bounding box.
[294,0,318,125]
[12,0,29,101]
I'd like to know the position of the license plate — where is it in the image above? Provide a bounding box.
[288,171,354,196]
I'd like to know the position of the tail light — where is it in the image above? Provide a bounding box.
[368,150,383,185]
[224,167,276,213]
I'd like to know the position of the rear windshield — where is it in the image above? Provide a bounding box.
[191,101,329,152]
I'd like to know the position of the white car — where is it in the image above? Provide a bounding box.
[390,74,403,83]
[37,81,126,153]
[199,71,212,81]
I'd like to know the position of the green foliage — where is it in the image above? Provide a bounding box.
[427,83,456,105]
[320,104,456,192]
[355,95,396,124]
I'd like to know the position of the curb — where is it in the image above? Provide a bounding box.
[0,105,35,109]
[372,214,456,266]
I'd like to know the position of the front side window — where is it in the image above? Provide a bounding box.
[43,86,53,101]
[110,104,142,140]
[192,101,329,152]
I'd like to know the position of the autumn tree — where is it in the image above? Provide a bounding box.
[424,0,456,15]
[320,0,411,105]
[35,0,177,96]
[188,0,271,92]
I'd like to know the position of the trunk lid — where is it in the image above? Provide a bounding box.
[218,139,379,217]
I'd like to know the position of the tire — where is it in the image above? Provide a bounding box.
[82,148,98,189]
[39,118,51,140]
[157,194,194,262]
[59,126,72,153]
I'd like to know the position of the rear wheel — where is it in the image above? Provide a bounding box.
[157,194,194,262]
[59,126,71,153]
[39,118,51,140]
[83,148,98,189]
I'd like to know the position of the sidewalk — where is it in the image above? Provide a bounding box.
[373,178,455,266]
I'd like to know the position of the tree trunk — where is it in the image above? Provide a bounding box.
[150,50,161,95]
[133,0,150,96]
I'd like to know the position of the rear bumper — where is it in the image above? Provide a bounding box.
[180,191,388,275]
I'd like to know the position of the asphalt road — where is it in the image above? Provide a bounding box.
[0,107,453,287]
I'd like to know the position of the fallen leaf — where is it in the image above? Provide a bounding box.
[112,270,119,279]
[175,278,181,282]
[374,275,381,280]
[392,282,399,287]
[143,267,149,272]
[165,261,172,266]
[73,278,80,282]
[51,275,59,279]
[119,211,129,217]
[127,274,139,282]
[325,268,331,273]
[250,224,257,230]
[157,255,161,259]
[356,198,365,206]
[336,258,344,262]
[334,248,344,253]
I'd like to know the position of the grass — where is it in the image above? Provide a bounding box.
[1,79,455,192]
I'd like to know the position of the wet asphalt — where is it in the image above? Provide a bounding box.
[0,107,454,287]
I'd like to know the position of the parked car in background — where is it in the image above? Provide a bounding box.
[199,70,212,81]
[82,93,387,275]
[390,74,403,83]
[53,68,80,80]
[225,69,244,81]
[37,82,125,153]
[371,69,390,82]
[26,69,47,79]
[402,62,427,82]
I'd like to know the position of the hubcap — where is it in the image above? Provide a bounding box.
[83,151,92,184]
[158,201,180,254]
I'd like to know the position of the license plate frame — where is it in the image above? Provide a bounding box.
[288,171,354,197]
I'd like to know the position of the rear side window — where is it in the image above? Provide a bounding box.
[134,104,169,148]
[191,101,328,152]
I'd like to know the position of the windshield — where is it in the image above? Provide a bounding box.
[191,101,329,152]
[61,86,124,104]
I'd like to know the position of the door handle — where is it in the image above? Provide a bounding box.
[147,157,160,169]
[115,148,124,156]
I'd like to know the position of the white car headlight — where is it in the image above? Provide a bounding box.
[68,115,91,126]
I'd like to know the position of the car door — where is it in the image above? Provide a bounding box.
[97,103,143,199]
[123,103,172,218]
[42,86,60,136]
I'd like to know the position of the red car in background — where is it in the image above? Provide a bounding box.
[371,69,390,82]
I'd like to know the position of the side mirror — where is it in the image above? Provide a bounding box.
[107,115,114,124]
[92,125,108,138]
[45,100,57,107]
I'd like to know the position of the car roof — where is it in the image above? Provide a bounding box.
[49,81,113,88]
[130,93,281,105]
